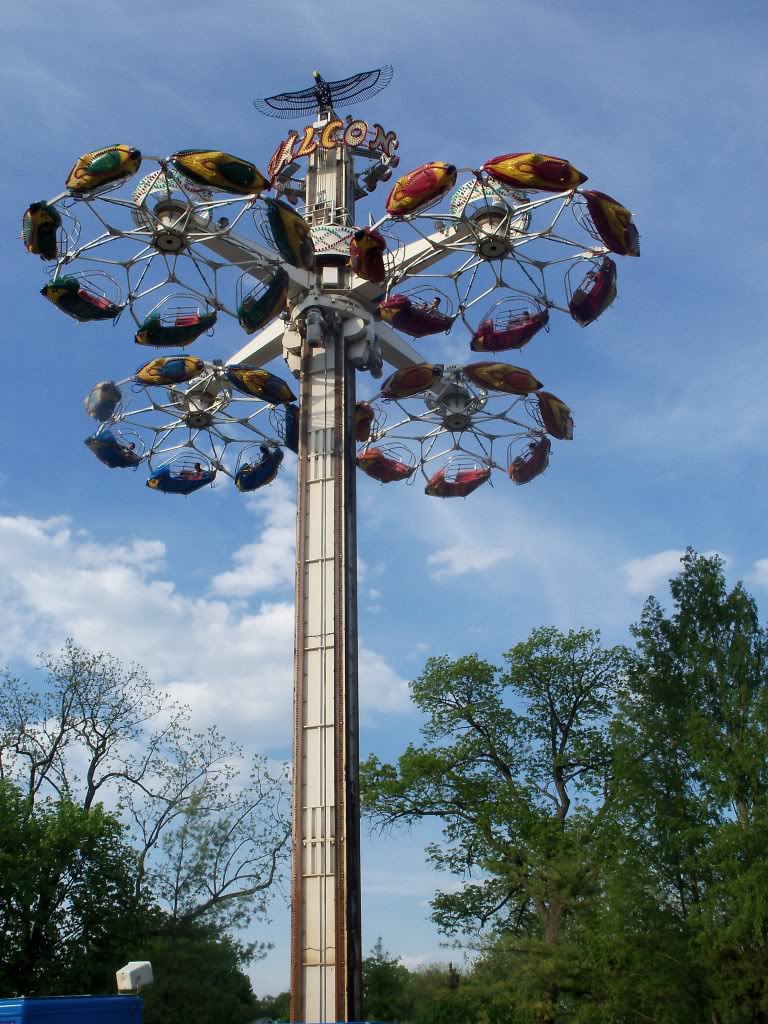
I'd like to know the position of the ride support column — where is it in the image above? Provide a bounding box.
[291,318,361,1023]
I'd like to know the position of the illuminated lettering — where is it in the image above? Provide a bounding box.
[268,130,298,181]
[382,132,399,158]
[369,123,399,158]
[320,119,344,149]
[296,125,318,158]
[268,121,400,179]
[368,124,387,154]
[343,119,369,147]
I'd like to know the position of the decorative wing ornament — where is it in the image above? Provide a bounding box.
[254,66,394,118]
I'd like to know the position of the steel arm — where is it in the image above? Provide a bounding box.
[226,317,286,367]
[374,321,427,370]
[199,229,313,293]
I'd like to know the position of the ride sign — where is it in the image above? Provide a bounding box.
[268,119,399,180]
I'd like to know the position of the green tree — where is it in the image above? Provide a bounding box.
[147,773,289,943]
[402,955,527,1024]
[604,550,768,1024]
[361,629,627,1023]
[0,642,289,1004]
[0,779,145,995]
[406,963,479,1024]
[410,985,483,1024]
[251,989,290,1021]
[0,641,289,938]
[362,937,411,1021]
[139,922,258,1024]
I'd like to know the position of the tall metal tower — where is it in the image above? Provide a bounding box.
[287,108,365,1022]
[248,71,403,1018]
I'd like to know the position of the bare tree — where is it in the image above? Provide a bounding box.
[0,640,289,932]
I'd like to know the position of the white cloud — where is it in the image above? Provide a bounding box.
[620,550,685,595]
[0,513,294,747]
[0,513,408,749]
[210,478,296,597]
[359,647,410,714]
[423,499,526,580]
[750,559,768,587]
[407,641,430,661]
[421,496,596,591]
[621,549,731,597]
[400,953,449,971]
[376,487,669,636]
[427,537,512,579]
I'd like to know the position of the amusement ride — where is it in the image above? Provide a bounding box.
[22,65,639,1022]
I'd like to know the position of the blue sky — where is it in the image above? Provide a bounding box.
[2,0,768,994]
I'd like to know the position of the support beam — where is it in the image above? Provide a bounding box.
[200,231,313,294]
[227,317,286,367]
[374,322,429,371]
[291,322,360,1023]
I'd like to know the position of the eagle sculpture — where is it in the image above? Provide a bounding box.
[254,66,393,118]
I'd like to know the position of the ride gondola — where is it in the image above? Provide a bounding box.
[235,444,284,492]
[147,456,216,494]
[84,430,143,469]
[425,461,491,498]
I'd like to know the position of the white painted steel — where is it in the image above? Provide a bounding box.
[290,117,362,1024]
[227,317,286,367]
[199,230,313,293]
[374,321,428,371]
[291,327,353,1022]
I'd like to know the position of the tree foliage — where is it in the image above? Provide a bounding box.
[363,937,412,1021]
[360,942,471,1024]
[0,780,144,995]
[0,641,289,1008]
[601,550,768,1023]
[139,923,259,1024]
[362,553,768,1023]
[251,989,291,1021]
[0,641,290,928]
[361,629,626,1020]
